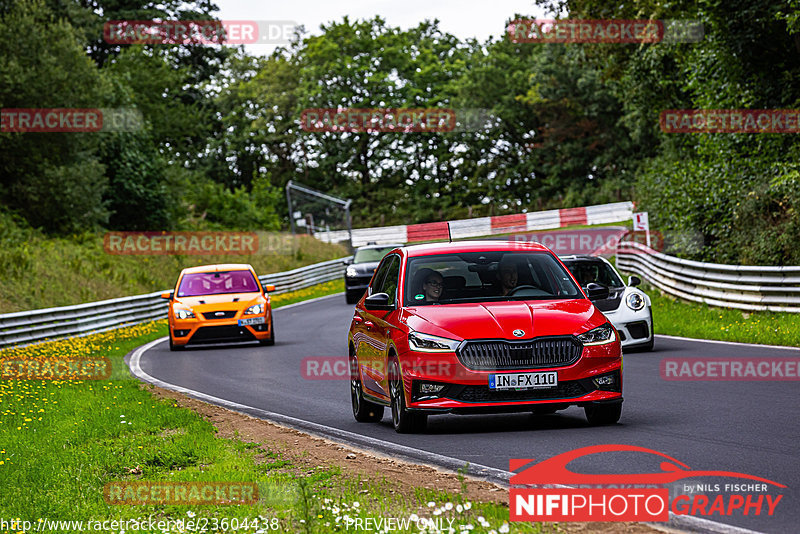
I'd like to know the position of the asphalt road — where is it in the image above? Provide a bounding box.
[133,294,799,534]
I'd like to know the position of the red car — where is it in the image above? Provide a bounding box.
[348,241,622,433]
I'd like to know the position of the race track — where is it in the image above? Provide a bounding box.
[128,294,799,534]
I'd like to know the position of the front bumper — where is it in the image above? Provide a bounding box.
[171,315,272,346]
[604,307,653,348]
[398,343,622,413]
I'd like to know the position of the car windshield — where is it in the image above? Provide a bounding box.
[562,260,625,288]
[353,246,397,263]
[177,270,260,297]
[404,251,582,306]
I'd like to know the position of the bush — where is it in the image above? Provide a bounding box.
[185,176,281,231]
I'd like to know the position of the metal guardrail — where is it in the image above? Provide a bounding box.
[0,257,351,349]
[617,241,800,313]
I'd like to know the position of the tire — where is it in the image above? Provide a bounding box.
[389,359,427,433]
[260,312,275,346]
[169,335,183,351]
[350,354,384,422]
[584,402,622,425]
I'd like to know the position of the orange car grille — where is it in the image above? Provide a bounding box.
[200,310,237,320]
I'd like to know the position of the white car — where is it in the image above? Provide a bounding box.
[560,255,654,351]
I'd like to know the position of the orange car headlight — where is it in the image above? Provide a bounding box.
[244,303,264,315]
[174,307,196,320]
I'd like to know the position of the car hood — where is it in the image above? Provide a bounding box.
[175,292,262,308]
[404,300,602,340]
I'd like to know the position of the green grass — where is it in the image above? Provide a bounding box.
[0,231,349,314]
[0,283,539,533]
[645,283,800,347]
[270,279,344,309]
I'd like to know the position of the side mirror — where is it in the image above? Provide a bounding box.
[364,292,393,311]
[344,258,353,265]
[585,283,609,301]
[160,291,174,300]
[264,284,276,292]
[628,275,642,287]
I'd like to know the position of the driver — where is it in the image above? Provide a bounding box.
[498,259,519,296]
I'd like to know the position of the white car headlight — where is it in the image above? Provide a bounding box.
[576,323,616,346]
[408,331,460,352]
[346,266,358,277]
[174,307,195,320]
[244,303,264,315]
[626,292,645,311]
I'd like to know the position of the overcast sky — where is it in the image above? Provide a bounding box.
[213,0,546,53]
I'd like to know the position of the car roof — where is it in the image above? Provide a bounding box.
[559,254,607,262]
[403,240,550,257]
[181,263,255,274]
[356,243,404,250]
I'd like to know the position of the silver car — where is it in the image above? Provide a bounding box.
[560,255,654,351]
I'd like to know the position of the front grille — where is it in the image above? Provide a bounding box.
[200,310,237,320]
[626,321,649,339]
[189,325,255,344]
[457,337,581,371]
[450,380,587,403]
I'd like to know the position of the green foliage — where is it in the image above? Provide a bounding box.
[2,0,799,265]
[100,132,174,230]
[185,176,281,231]
[0,0,112,233]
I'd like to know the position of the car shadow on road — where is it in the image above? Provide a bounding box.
[385,410,619,435]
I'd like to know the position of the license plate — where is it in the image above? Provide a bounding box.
[488,372,557,390]
[238,317,265,326]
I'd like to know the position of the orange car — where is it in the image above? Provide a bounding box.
[161,264,275,350]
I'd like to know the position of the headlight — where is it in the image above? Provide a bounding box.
[576,323,616,346]
[346,266,358,277]
[408,331,460,352]
[174,308,195,320]
[626,292,645,311]
[244,304,264,315]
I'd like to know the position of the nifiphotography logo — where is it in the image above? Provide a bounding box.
[510,444,785,522]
